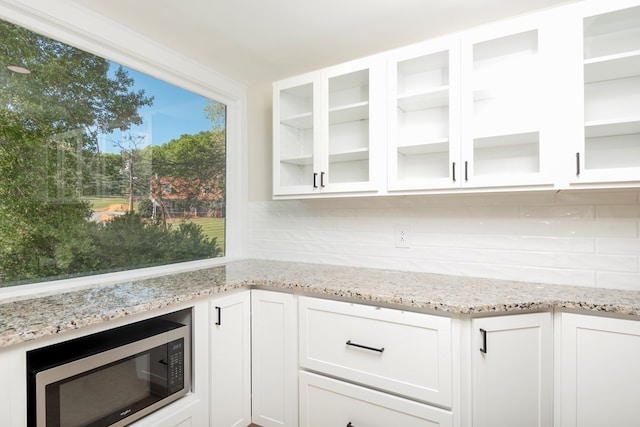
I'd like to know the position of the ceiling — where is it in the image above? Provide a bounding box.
[71,0,574,86]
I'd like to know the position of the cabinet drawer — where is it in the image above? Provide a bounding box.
[299,371,452,427]
[299,297,452,406]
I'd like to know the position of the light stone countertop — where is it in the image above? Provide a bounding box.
[1,259,640,348]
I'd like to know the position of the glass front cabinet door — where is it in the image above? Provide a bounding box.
[460,13,560,189]
[573,2,640,185]
[387,37,461,191]
[273,57,384,197]
[273,72,320,196]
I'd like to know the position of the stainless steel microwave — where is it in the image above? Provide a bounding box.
[27,316,190,427]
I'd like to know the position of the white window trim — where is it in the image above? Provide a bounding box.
[0,0,248,300]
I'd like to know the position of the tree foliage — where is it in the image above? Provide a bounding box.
[0,20,222,284]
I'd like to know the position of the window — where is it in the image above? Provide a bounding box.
[0,18,229,287]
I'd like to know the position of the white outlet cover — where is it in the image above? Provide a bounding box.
[395,225,410,248]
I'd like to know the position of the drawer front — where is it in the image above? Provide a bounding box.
[299,297,452,406]
[299,371,453,427]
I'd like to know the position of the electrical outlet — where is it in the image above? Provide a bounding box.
[395,225,410,248]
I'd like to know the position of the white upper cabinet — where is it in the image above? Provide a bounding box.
[273,72,321,196]
[572,1,640,185]
[387,37,460,191]
[273,0,640,198]
[387,37,461,191]
[273,56,385,197]
[460,14,560,189]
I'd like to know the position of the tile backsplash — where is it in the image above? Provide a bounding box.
[247,190,640,291]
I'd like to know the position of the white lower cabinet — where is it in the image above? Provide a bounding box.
[298,296,454,427]
[299,371,453,427]
[210,291,251,427]
[251,290,298,427]
[559,313,640,427]
[471,312,553,427]
[299,296,453,407]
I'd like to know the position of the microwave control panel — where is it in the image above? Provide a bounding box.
[168,338,185,394]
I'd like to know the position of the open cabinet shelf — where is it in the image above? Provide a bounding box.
[389,44,455,190]
[397,87,449,112]
[468,27,543,184]
[580,4,640,180]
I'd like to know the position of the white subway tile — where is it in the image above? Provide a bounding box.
[597,238,640,255]
[555,218,638,238]
[596,205,640,219]
[555,253,638,273]
[247,193,640,290]
[519,267,596,287]
[596,272,640,291]
[555,190,639,205]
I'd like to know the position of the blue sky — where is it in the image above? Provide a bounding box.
[100,64,218,154]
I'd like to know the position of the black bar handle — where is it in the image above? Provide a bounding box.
[313,172,318,188]
[215,306,221,325]
[346,340,384,353]
[452,162,456,182]
[480,328,487,354]
[320,171,326,188]
[347,423,354,427]
[576,152,581,177]
[464,161,469,182]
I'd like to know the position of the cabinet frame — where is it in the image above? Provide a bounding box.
[387,36,462,191]
[273,56,385,198]
[471,312,553,427]
[210,291,251,427]
[557,311,640,427]
[570,0,640,186]
[460,12,560,190]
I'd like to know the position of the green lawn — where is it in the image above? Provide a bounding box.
[159,217,225,254]
[183,217,225,254]
[82,197,130,210]
[83,197,225,253]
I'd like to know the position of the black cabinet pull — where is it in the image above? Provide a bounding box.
[576,152,581,177]
[347,423,354,427]
[320,171,326,188]
[452,162,456,182]
[480,328,487,353]
[464,161,469,182]
[215,306,221,325]
[313,172,318,188]
[346,340,384,353]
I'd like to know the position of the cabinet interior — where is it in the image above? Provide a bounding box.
[583,5,640,172]
[394,50,451,183]
[328,69,370,185]
[279,83,315,187]
[472,30,541,179]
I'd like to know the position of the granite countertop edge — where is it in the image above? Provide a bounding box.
[1,259,639,349]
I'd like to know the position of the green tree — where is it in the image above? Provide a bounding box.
[150,130,225,224]
[0,19,153,282]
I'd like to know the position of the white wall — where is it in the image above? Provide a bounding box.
[246,86,640,291]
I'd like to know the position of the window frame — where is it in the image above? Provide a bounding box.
[0,0,248,299]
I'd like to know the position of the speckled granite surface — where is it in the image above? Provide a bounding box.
[1,259,640,348]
